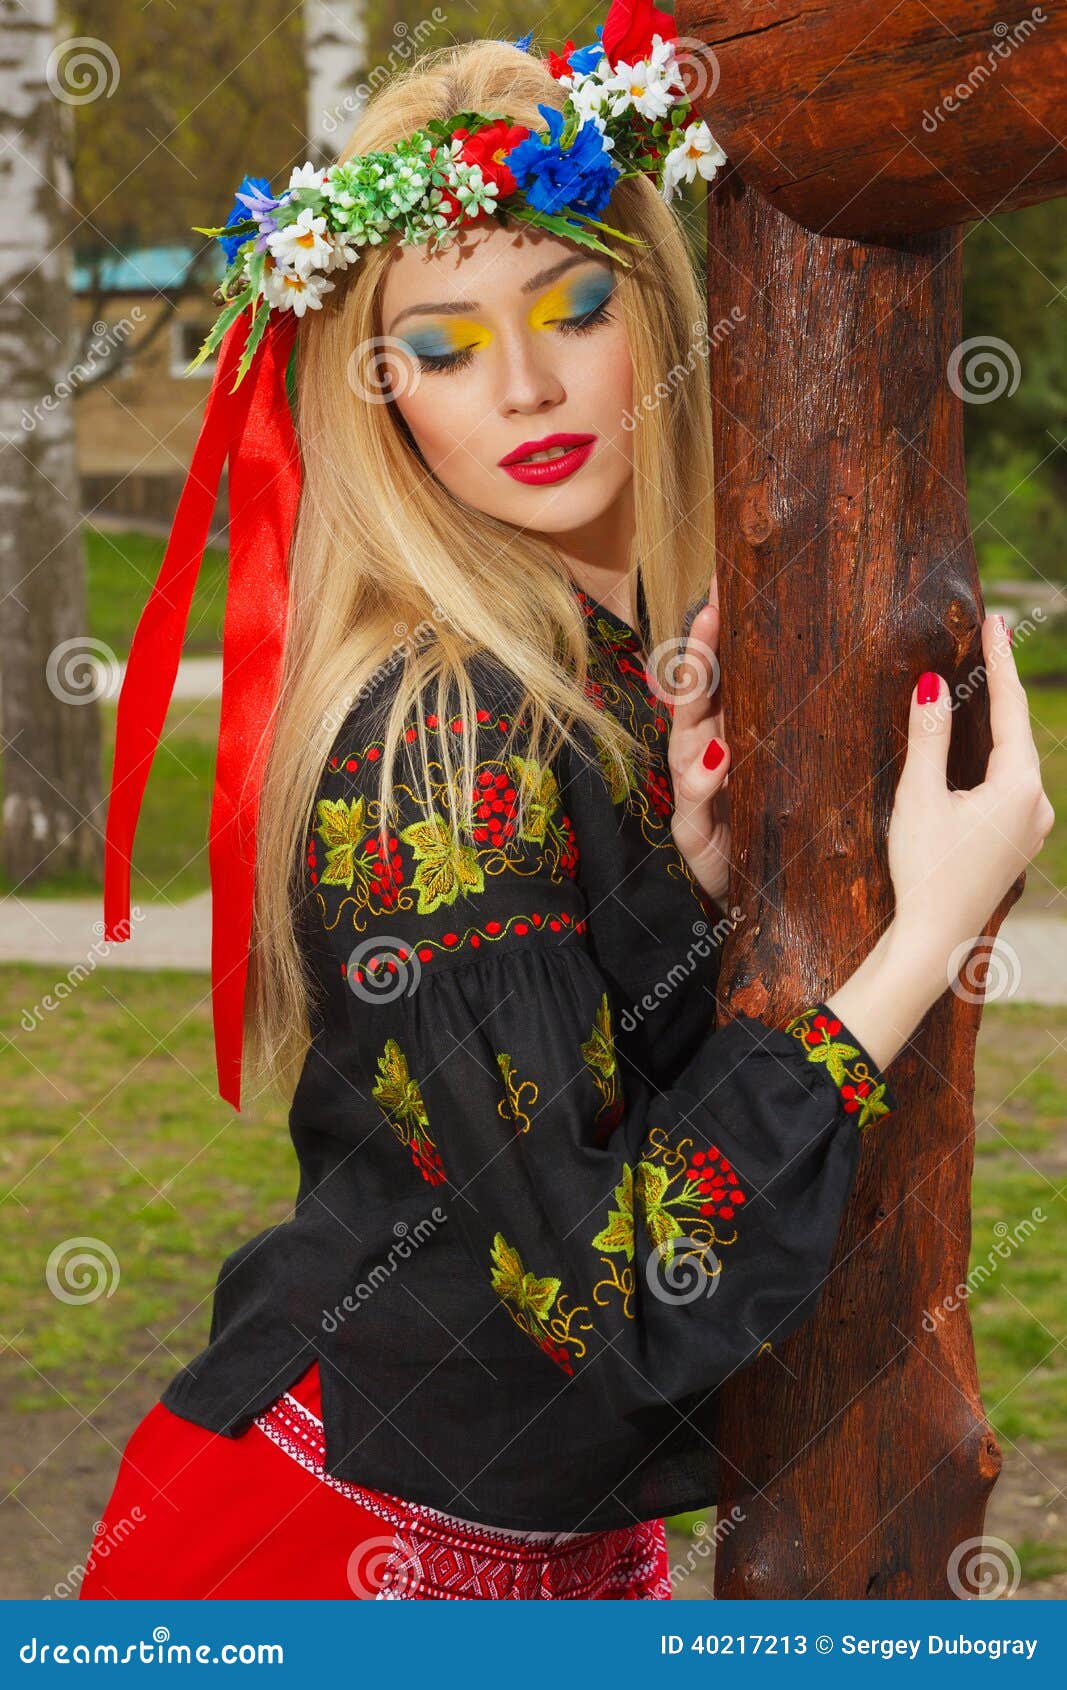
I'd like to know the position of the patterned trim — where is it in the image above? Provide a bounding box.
[341,909,587,985]
[252,1378,672,1599]
[784,1002,895,1130]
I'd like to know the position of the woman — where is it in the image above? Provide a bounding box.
[81,20,1053,1601]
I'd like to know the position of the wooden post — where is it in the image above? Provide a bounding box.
[705,180,1005,1597]
[672,0,1066,1596]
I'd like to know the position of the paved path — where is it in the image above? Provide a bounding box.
[2,891,1064,1003]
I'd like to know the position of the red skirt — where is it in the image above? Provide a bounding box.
[79,1361,672,1600]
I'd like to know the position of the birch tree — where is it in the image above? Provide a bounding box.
[0,0,103,885]
[304,0,366,165]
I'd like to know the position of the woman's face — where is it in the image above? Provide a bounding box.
[377,224,634,537]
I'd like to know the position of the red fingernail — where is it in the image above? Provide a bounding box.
[703,737,725,770]
[917,672,940,705]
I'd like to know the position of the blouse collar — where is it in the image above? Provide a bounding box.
[569,575,649,653]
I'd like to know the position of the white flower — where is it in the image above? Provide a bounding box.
[661,121,727,204]
[266,206,333,277]
[648,33,687,94]
[322,231,360,271]
[261,258,335,317]
[568,70,612,128]
[288,161,328,193]
[603,50,684,123]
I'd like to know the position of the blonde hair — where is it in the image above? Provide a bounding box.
[245,38,716,1104]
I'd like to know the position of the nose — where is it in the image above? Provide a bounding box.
[497,325,566,418]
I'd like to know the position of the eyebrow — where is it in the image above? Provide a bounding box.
[387,254,612,334]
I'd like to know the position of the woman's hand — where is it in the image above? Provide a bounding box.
[667,577,731,906]
[888,612,1055,967]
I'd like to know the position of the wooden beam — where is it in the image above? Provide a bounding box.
[676,0,1067,239]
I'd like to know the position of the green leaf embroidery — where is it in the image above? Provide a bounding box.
[490,1233,561,1323]
[591,1164,635,1261]
[580,991,616,1082]
[507,755,561,846]
[399,813,484,913]
[634,1159,685,1259]
[315,794,371,890]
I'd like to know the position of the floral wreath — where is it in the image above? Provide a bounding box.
[192,0,726,385]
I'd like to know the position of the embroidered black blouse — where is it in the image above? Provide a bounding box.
[160,580,898,1533]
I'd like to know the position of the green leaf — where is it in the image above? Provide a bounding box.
[232,296,272,390]
[183,293,250,378]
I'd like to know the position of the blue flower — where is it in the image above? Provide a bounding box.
[503,103,619,218]
[568,38,605,73]
[219,175,276,262]
[514,30,533,51]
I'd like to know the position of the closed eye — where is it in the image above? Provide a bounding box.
[405,292,615,374]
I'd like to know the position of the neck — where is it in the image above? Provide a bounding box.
[546,480,636,628]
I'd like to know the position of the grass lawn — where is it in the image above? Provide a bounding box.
[1,970,1064,1507]
[0,699,217,902]
[85,524,228,658]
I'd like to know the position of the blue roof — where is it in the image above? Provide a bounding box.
[72,243,224,294]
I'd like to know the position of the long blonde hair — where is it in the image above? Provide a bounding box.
[246,38,716,1104]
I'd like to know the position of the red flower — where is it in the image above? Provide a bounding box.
[547,39,577,80]
[454,120,530,200]
[602,0,678,69]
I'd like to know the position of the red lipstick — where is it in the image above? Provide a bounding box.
[498,432,597,485]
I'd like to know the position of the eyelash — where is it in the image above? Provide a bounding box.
[413,296,615,374]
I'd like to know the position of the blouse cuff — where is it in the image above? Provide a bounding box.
[782,1000,899,1129]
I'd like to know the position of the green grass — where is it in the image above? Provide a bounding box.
[0,965,293,1411]
[85,523,228,658]
[0,700,217,902]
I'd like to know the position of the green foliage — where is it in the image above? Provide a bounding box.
[963,202,1067,585]
[63,1,305,247]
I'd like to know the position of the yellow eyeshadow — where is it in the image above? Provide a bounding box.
[402,319,492,359]
[528,272,613,332]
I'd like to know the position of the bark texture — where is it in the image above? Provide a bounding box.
[0,0,102,885]
[704,176,1010,1599]
[676,0,1067,240]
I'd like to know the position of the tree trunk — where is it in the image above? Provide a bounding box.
[304,0,367,165]
[0,0,102,886]
[705,175,1008,1599]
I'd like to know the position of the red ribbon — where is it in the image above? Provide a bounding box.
[103,306,301,1111]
